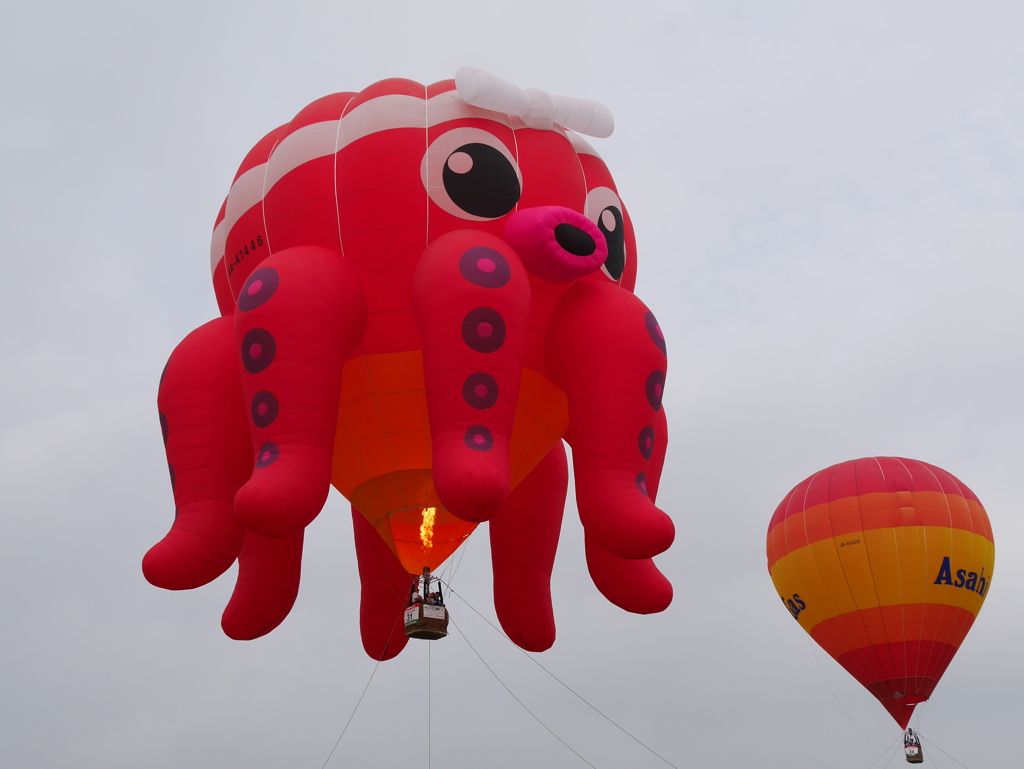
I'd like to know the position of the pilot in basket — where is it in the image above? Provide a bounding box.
[404,568,450,640]
[903,728,923,764]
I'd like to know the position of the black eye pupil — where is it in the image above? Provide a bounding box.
[598,206,625,280]
[442,143,521,218]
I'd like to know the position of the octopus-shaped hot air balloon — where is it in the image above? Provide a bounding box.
[145,68,674,658]
[767,457,995,730]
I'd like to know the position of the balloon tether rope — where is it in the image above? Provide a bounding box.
[448,614,598,768]
[865,737,901,769]
[320,615,401,769]
[443,583,679,769]
[428,640,432,769]
[806,635,890,747]
[917,730,972,769]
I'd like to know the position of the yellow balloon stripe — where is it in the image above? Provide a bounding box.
[770,526,994,632]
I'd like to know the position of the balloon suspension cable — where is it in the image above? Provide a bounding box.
[447,614,599,769]
[911,698,926,738]
[916,731,973,769]
[428,640,432,769]
[437,535,471,589]
[443,583,679,769]
[805,635,891,748]
[320,613,403,769]
[865,736,903,769]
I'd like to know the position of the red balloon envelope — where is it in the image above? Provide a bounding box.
[767,457,995,728]
[144,69,675,657]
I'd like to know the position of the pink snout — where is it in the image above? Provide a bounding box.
[504,206,608,283]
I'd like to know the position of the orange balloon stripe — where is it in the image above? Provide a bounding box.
[809,604,976,661]
[332,353,567,499]
[508,368,569,488]
[388,510,476,574]
[331,352,569,571]
[349,468,477,573]
[767,457,982,532]
[767,492,991,570]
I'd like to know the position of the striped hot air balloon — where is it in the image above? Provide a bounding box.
[766,457,995,728]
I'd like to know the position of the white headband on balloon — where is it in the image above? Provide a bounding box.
[455,66,614,139]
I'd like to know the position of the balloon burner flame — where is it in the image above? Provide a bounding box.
[420,507,436,550]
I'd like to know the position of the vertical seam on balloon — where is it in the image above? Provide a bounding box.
[780,479,808,625]
[354,468,389,528]
[814,464,887,699]
[871,458,906,687]
[795,469,857,685]
[570,130,588,219]
[424,84,430,252]
[334,93,356,260]
[946,464,982,666]
[260,133,283,260]
[370,354,413,524]
[896,457,929,694]
[571,132,591,269]
[791,469,865,685]
[404,82,430,522]
[852,458,900,700]
[913,458,954,699]
[362,351,408,528]
[331,363,373,498]
[788,480,845,669]
[214,258,230,312]
[924,461,977,699]
[921,460,958,700]
[875,457,909,691]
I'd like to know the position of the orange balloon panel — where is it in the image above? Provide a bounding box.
[349,468,475,573]
[767,457,994,729]
[331,351,568,572]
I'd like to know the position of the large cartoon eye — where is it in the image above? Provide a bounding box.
[422,127,522,221]
[585,186,626,281]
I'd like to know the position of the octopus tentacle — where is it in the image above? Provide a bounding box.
[489,440,568,652]
[584,536,673,614]
[412,231,531,522]
[143,316,249,590]
[352,506,411,661]
[545,280,674,560]
[585,406,672,614]
[233,246,367,537]
[221,529,304,640]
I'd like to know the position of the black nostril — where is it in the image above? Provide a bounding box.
[554,224,596,256]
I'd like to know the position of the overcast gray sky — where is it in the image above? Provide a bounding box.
[2,2,1022,767]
